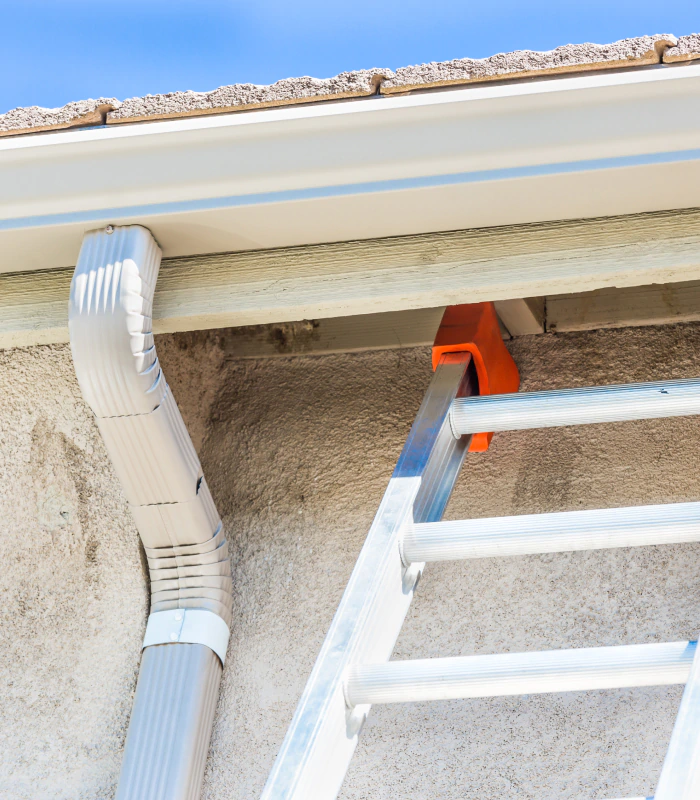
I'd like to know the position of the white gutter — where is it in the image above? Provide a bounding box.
[69,225,231,799]
[3,63,700,274]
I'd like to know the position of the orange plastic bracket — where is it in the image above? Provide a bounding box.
[432,302,520,452]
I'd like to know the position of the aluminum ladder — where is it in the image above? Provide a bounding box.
[261,302,700,800]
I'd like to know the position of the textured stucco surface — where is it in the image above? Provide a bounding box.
[2,322,700,798]
[1,33,694,136]
[0,345,144,799]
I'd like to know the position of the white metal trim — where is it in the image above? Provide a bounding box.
[4,148,700,235]
[143,609,231,665]
[5,64,700,274]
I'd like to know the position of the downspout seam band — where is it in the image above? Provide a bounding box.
[144,609,231,665]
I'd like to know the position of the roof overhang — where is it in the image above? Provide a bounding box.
[3,62,700,276]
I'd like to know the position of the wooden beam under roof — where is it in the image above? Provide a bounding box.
[2,209,700,351]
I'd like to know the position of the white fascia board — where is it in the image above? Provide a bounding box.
[3,63,700,274]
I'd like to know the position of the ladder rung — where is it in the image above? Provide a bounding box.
[402,502,700,563]
[450,378,700,434]
[345,641,695,706]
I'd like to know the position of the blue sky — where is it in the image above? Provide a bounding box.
[1,1,698,114]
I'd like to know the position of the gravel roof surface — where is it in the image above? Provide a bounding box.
[2,33,698,138]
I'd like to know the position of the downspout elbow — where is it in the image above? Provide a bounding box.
[69,224,231,799]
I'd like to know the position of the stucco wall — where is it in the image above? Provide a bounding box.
[2,323,700,799]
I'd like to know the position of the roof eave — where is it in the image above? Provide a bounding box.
[2,62,700,275]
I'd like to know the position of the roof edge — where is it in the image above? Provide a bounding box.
[380,34,676,94]
[663,33,700,63]
[2,33,698,139]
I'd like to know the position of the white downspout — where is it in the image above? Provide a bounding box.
[69,224,232,799]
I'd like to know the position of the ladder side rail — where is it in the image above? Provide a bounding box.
[402,502,700,563]
[450,378,700,434]
[260,353,476,800]
[345,642,696,706]
[654,631,700,799]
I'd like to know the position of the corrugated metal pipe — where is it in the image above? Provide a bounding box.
[69,225,231,800]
